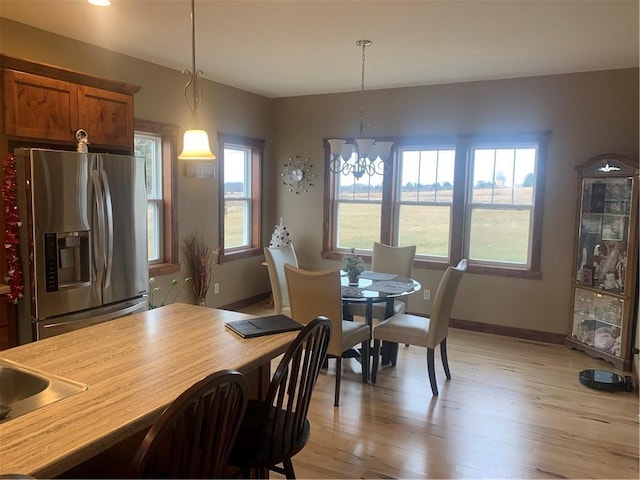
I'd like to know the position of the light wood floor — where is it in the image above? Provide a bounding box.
[238,302,639,479]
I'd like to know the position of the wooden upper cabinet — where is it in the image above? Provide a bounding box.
[3,70,78,142]
[78,85,133,147]
[1,56,140,151]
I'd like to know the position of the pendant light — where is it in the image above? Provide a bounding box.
[178,0,215,160]
[328,40,392,179]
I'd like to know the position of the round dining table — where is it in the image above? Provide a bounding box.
[340,271,421,376]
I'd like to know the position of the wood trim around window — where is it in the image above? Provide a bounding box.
[217,133,264,263]
[135,119,180,277]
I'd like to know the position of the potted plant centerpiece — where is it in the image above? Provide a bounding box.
[343,248,364,285]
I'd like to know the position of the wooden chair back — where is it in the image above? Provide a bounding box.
[256,317,331,463]
[284,264,343,357]
[372,242,416,277]
[264,243,299,313]
[129,369,248,478]
[427,259,467,349]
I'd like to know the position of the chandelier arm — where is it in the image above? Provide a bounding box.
[370,159,383,176]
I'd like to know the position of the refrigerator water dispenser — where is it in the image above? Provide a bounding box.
[44,232,90,292]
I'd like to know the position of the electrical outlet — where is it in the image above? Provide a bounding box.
[214,283,220,294]
[423,289,431,301]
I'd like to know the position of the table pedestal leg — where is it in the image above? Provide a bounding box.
[380,299,399,366]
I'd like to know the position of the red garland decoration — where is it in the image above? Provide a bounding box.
[2,154,24,304]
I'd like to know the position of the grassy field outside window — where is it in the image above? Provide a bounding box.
[322,132,549,277]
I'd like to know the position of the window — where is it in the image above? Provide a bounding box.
[334,164,384,250]
[218,134,264,262]
[467,145,537,266]
[397,147,456,259]
[323,132,549,278]
[134,120,179,276]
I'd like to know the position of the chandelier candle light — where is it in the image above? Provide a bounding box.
[178,0,216,160]
[328,40,393,180]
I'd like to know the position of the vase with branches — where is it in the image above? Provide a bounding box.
[182,231,220,306]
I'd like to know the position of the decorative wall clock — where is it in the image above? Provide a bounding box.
[281,155,314,194]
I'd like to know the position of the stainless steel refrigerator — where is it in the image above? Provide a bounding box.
[15,148,148,342]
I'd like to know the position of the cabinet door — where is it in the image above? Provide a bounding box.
[78,85,133,148]
[3,69,78,142]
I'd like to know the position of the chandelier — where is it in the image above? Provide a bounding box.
[328,40,393,180]
[178,0,216,160]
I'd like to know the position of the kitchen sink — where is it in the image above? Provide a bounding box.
[0,359,87,422]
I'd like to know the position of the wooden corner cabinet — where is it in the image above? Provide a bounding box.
[565,154,639,370]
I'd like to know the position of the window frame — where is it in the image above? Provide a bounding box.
[218,133,264,263]
[322,132,549,278]
[134,119,180,277]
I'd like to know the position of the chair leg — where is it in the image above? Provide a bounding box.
[390,342,399,366]
[342,302,354,321]
[440,338,451,380]
[334,357,342,407]
[361,339,370,383]
[427,347,438,396]
[283,458,296,479]
[372,339,380,383]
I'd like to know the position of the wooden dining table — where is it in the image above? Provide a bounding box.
[0,303,297,478]
[340,271,421,373]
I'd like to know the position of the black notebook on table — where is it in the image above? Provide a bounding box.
[225,314,304,338]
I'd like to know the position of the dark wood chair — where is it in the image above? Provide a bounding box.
[128,369,248,478]
[227,317,331,479]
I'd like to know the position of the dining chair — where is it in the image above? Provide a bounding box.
[264,242,299,314]
[372,259,467,396]
[284,264,370,406]
[128,369,248,478]
[347,242,416,321]
[227,317,331,479]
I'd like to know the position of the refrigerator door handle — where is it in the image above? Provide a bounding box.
[91,170,106,293]
[100,170,114,289]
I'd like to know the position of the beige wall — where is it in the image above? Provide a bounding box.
[272,70,639,338]
[1,19,639,354]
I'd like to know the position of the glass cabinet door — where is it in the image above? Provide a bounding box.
[576,177,631,293]
[571,287,624,357]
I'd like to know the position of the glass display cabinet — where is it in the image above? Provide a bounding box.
[565,154,638,370]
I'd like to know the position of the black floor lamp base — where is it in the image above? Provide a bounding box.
[579,369,634,392]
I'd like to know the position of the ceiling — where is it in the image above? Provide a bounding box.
[0,0,638,98]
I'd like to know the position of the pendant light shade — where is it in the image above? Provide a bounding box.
[178,0,216,161]
[179,129,215,160]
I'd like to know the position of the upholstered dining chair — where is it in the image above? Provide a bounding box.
[128,369,248,478]
[227,317,331,479]
[347,242,417,321]
[285,264,371,406]
[264,242,299,314]
[372,259,467,396]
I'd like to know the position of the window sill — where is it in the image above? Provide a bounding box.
[149,262,181,278]
[220,248,262,263]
